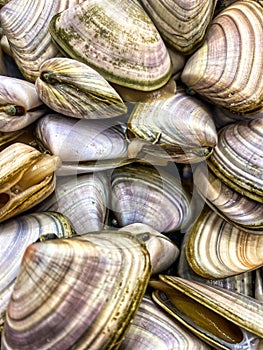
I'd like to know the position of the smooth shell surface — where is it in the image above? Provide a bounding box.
[2,231,151,349]
[35,57,127,119]
[119,223,179,274]
[156,276,263,339]
[111,163,191,232]
[49,0,172,91]
[0,142,61,222]
[0,76,45,132]
[127,92,217,163]
[35,114,127,162]
[185,207,263,279]
[36,172,110,234]
[119,296,210,349]
[140,0,216,54]
[181,0,263,115]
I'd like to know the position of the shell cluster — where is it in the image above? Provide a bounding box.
[0,0,262,349]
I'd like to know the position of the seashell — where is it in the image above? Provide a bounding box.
[2,231,151,349]
[140,0,216,54]
[151,276,263,349]
[35,57,127,119]
[111,77,176,103]
[177,226,255,297]
[126,92,217,163]
[207,117,263,203]
[185,207,263,279]
[0,142,61,222]
[0,0,84,81]
[0,211,74,328]
[181,0,263,116]
[35,172,110,234]
[0,76,46,132]
[193,163,263,234]
[49,0,172,91]
[119,223,179,274]
[35,114,128,173]
[213,106,263,129]
[110,162,191,232]
[119,295,210,349]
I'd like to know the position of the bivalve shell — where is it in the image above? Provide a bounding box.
[49,0,172,91]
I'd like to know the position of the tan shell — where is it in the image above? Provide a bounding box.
[181,0,263,115]
[0,142,61,222]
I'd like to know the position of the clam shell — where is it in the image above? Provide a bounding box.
[0,142,61,222]
[255,268,263,302]
[185,207,263,279]
[2,231,151,349]
[0,76,46,132]
[127,92,217,163]
[194,163,263,233]
[181,0,263,115]
[0,211,74,328]
[151,276,262,349]
[49,0,172,91]
[35,57,127,119]
[119,223,179,274]
[110,163,191,232]
[140,0,216,54]
[207,117,263,203]
[119,295,210,349]
[35,114,127,162]
[177,226,255,297]
[35,172,110,234]
[0,0,83,81]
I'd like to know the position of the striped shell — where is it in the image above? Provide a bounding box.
[35,57,127,119]
[2,231,151,349]
[0,0,84,81]
[49,0,172,91]
[185,207,263,279]
[127,92,217,163]
[181,0,263,115]
[140,0,216,54]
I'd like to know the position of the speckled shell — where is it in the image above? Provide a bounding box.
[49,0,172,91]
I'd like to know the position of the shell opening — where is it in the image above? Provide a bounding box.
[40,71,59,85]
[0,105,25,116]
[152,282,243,344]
[0,193,10,209]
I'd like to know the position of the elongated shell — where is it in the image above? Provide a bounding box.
[140,0,216,54]
[194,163,263,234]
[151,277,262,349]
[119,223,179,274]
[181,0,263,115]
[35,57,127,119]
[119,296,210,349]
[0,142,61,222]
[49,0,172,91]
[0,211,74,328]
[35,114,127,162]
[111,163,191,232]
[127,92,217,163]
[0,76,46,132]
[0,0,83,81]
[207,117,263,203]
[36,172,110,234]
[2,231,151,349]
[185,207,263,279]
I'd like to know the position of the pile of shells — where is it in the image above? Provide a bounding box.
[0,0,262,349]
